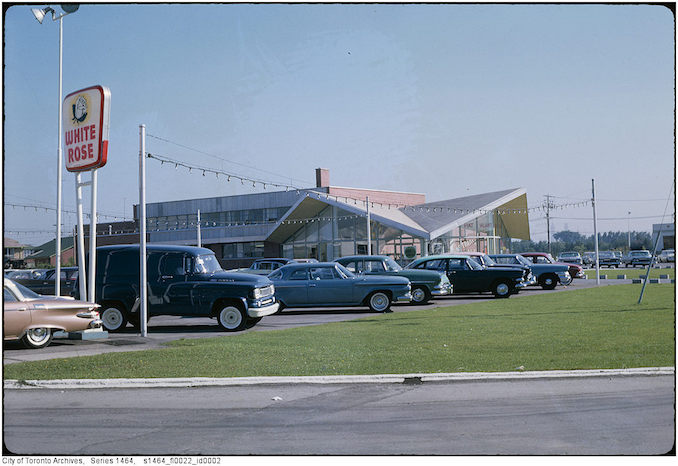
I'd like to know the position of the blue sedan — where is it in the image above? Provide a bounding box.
[268,262,412,313]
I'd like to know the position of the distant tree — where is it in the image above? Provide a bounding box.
[552,230,584,245]
[510,231,653,254]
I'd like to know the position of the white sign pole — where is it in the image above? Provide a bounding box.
[139,124,148,337]
[64,84,110,304]
[75,172,87,300]
[88,169,98,302]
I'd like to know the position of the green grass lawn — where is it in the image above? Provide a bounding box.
[583,267,675,280]
[4,284,675,380]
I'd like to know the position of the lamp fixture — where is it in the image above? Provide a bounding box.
[31,6,54,23]
[31,5,79,23]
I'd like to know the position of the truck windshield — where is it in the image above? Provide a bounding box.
[194,254,223,274]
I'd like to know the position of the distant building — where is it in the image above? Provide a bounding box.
[24,236,75,268]
[652,223,675,251]
[120,169,532,268]
[3,238,34,268]
[78,169,531,269]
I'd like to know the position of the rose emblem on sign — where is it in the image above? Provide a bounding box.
[72,95,88,124]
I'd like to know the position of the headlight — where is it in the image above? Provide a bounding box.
[253,285,275,299]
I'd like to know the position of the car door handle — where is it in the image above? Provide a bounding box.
[309,283,317,287]
[17,307,28,312]
[161,275,173,280]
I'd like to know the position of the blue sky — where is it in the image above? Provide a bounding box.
[3,3,675,246]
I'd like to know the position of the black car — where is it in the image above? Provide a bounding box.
[405,254,524,298]
[463,252,536,288]
[13,267,78,295]
[73,245,279,332]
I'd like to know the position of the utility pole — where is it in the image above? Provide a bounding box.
[627,211,631,250]
[592,179,600,285]
[545,194,553,254]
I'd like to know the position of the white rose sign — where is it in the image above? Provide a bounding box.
[63,85,111,172]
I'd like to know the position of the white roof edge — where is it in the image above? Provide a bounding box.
[304,192,430,239]
[321,185,426,197]
[428,188,528,240]
[265,193,310,236]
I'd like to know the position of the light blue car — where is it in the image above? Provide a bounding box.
[268,262,412,313]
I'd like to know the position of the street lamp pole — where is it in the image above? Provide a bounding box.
[55,14,63,295]
[32,5,79,296]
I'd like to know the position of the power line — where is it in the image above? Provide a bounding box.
[549,195,673,202]
[147,133,314,187]
[550,214,672,221]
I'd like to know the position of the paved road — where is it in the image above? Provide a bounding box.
[2,278,636,364]
[3,375,674,455]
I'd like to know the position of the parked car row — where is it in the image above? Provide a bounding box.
[334,255,451,304]
[4,244,587,348]
[570,249,672,268]
[490,254,571,289]
[8,266,79,295]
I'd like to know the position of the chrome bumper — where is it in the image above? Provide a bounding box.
[395,291,413,303]
[247,301,279,318]
[558,271,571,282]
[88,319,103,329]
[431,284,452,296]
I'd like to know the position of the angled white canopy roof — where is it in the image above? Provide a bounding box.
[266,188,530,243]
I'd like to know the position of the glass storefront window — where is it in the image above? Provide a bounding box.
[338,216,355,240]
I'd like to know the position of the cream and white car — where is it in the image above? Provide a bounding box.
[3,278,101,349]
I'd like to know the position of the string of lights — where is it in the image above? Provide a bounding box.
[146,153,591,216]
[146,133,313,186]
[4,202,131,221]
[147,152,304,192]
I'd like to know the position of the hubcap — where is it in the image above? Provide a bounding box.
[371,293,389,312]
[220,307,242,329]
[496,283,509,295]
[544,278,554,286]
[103,308,123,330]
[26,328,50,344]
[412,288,426,303]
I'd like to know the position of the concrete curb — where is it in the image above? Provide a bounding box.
[4,367,674,389]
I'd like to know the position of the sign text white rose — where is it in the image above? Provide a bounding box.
[63,85,111,172]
